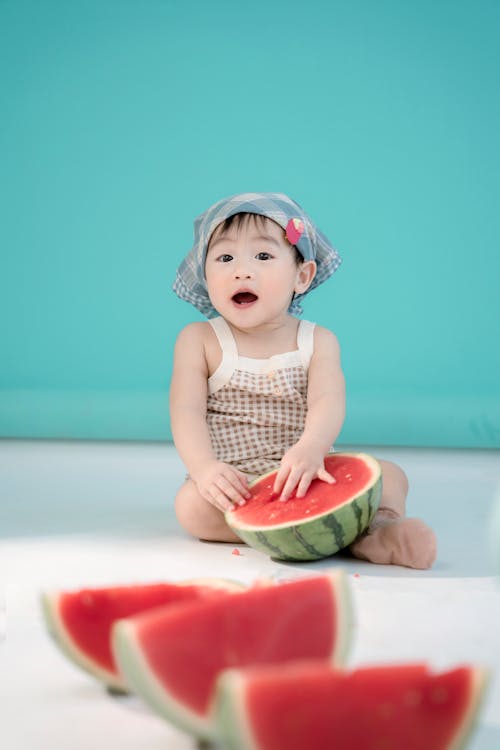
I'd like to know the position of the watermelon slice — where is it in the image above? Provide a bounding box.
[216,661,488,750]
[42,578,241,692]
[112,569,351,740]
[226,452,382,561]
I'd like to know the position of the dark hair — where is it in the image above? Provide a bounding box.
[211,212,304,265]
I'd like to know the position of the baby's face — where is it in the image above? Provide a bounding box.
[205,216,315,327]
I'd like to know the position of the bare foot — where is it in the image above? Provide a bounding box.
[350,517,437,569]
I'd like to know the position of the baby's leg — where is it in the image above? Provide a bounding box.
[175,479,242,543]
[349,459,437,569]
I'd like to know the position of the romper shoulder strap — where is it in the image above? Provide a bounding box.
[207,317,238,393]
[208,316,238,356]
[296,319,316,369]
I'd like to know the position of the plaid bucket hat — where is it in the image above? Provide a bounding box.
[173,192,342,316]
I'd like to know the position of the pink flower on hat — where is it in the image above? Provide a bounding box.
[286,217,304,245]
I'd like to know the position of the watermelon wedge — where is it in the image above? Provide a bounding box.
[226,452,382,561]
[42,578,241,692]
[112,569,351,741]
[215,661,488,750]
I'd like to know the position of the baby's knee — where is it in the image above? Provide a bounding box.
[378,459,409,497]
[174,481,201,534]
[174,481,237,542]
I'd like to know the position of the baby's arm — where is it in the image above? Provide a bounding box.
[170,324,250,511]
[273,326,346,501]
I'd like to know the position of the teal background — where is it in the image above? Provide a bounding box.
[1,0,499,448]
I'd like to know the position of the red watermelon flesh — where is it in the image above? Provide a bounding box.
[234,454,374,526]
[112,570,351,740]
[216,661,488,750]
[42,579,240,691]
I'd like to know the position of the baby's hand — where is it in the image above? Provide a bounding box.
[273,443,335,502]
[194,461,251,512]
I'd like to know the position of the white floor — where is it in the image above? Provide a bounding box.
[1,439,500,749]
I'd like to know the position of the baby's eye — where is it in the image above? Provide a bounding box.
[217,254,233,263]
[256,251,273,261]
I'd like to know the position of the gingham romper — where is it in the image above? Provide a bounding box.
[206,316,316,478]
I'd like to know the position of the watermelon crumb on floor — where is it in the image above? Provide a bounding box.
[231,549,242,555]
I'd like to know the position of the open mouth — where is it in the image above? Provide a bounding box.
[232,292,258,306]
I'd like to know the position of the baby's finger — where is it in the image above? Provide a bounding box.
[295,471,316,498]
[279,470,301,502]
[206,488,233,513]
[218,475,247,506]
[231,470,252,498]
[272,466,289,497]
[317,468,336,484]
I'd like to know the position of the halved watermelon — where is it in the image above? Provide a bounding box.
[42,578,241,692]
[226,453,382,561]
[112,569,351,741]
[215,661,488,750]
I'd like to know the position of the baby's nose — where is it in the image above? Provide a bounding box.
[234,264,253,279]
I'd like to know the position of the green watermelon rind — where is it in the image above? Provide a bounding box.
[214,665,489,750]
[41,578,243,692]
[226,453,382,561]
[452,669,490,750]
[111,569,351,742]
[42,590,124,690]
[113,616,217,739]
[215,669,255,750]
